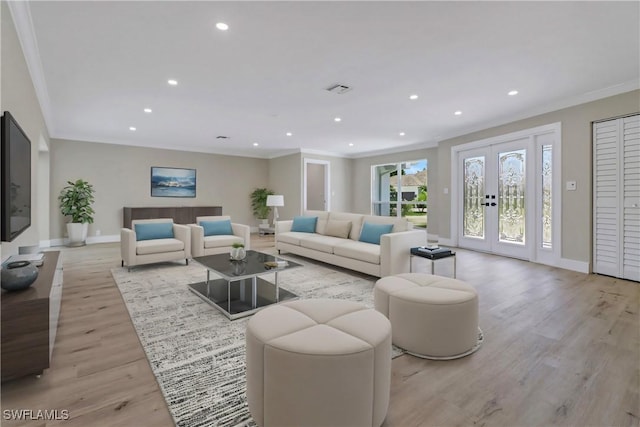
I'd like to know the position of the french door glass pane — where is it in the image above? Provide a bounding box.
[463,156,485,238]
[498,149,526,244]
[542,145,553,248]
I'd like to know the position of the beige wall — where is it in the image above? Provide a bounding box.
[1,2,51,259]
[268,153,301,221]
[352,147,437,215]
[433,90,640,264]
[50,139,269,239]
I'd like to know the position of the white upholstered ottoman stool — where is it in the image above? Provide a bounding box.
[374,273,482,360]
[246,299,392,427]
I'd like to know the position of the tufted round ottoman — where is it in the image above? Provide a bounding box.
[246,299,392,427]
[374,273,481,359]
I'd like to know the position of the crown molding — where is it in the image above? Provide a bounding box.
[435,79,640,144]
[8,1,55,135]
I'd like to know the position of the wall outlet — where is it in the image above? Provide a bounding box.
[443,188,449,194]
[95,229,101,236]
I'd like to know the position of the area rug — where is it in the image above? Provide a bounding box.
[111,252,397,427]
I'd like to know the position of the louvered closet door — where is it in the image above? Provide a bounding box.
[593,114,640,281]
[622,116,640,281]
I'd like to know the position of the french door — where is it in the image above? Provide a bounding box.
[455,124,560,263]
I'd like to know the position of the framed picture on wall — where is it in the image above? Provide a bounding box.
[150,167,196,198]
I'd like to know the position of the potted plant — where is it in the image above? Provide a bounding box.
[58,179,95,247]
[250,188,274,225]
[230,242,246,261]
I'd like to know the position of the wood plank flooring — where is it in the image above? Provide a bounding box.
[1,236,638,427]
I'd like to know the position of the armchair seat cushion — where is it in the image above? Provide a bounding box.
[136,238,185,255]
[204,235,244,249]
[333,240,381,264]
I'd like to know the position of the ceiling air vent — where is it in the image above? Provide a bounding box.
[325,83,352,94]
[216,136,229,140]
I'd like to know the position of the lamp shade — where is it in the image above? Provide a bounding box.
[266,195,284,207]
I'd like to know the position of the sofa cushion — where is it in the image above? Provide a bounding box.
[204,235,243,249]
[291,216,318,233]
[299,235,346,254]
[200,219,233,236]
[278,231,314,246]
[359,222,394,245]
[333,240,381,264]
[136,238,184,255]
[134,222,174,241]
[324,220,352,239]
[328,212,364,241]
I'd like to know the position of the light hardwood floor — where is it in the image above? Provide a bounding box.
[1,236,638,427]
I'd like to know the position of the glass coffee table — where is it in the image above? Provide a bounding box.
[189,250,301,320]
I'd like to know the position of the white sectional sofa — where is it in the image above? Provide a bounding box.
[275,210,425,277]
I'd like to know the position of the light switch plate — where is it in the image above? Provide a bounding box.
[566,181,577,191]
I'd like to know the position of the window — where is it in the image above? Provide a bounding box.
[372,159,427,228]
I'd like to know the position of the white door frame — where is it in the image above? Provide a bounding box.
[303,158,330,212]
[451,122,562,265]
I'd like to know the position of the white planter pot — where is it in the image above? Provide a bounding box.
[260,219,269,226]
[67,223,89,247]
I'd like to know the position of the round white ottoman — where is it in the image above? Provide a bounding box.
[374,273,481,359]
[246,299,392,427]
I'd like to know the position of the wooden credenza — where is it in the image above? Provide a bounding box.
[122,206,222,229]
[1,251,63,382]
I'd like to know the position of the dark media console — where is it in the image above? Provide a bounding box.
[1,251,63,382]
[123,206,222,229]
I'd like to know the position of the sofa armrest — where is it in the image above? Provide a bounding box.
[380,229,426,276]
[173,224,191,258]
[121,228,136,266]
[188,224,205,257]
[275,220,293,234]
[232,223,251,250]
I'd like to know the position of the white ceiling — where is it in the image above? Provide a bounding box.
[11,1,640,158]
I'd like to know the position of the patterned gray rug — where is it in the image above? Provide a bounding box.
[111,252,397,427]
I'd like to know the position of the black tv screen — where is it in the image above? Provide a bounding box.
[1,111,31,242]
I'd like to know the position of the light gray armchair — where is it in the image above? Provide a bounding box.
[189,215,250,257]
[121,218,191,270]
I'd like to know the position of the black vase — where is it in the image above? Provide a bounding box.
[1,261,39,291]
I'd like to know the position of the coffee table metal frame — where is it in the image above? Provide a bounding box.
[189,250,300,320]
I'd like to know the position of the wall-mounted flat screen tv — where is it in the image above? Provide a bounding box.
[1,111,31,242]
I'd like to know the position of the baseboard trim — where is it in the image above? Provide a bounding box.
[41,234,120,248]
[557,258,590,274]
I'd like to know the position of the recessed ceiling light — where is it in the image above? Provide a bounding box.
[253,142,259,147]
[129,126,136,131]
[216,22,229,31]
[409,94,418,100]
[168,79,178,86]
[334,117,342,122]
[399,132,406,136]
[454,111,462,116]
[508,90,519,96]
[286,132,293,136]
[143,108,152,113]
[348,143,354,147]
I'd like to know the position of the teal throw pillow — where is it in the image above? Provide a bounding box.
[291,216,318,233]
[359,222,394,245]
[200,219,234,236]
[134,222,174,241]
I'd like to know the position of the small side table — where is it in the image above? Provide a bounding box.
[409,248,457,278]
[258,226,275,236]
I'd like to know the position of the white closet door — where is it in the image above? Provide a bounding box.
[593,114,640,281]
[622,115,640,281]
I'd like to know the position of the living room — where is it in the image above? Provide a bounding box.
[1,1,639,426]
